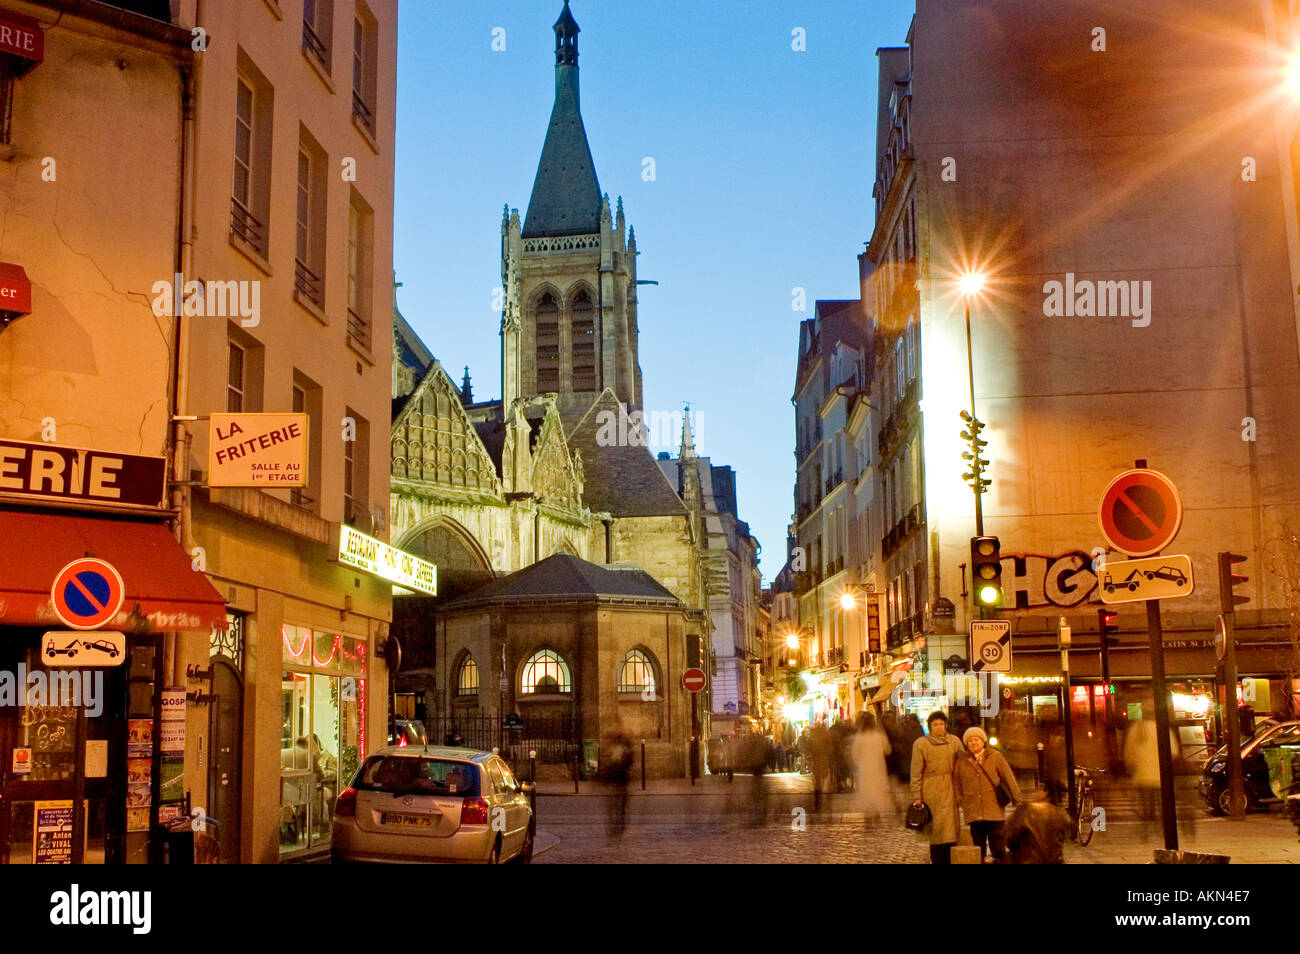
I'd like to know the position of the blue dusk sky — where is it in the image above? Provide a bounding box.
[394,1,915,582]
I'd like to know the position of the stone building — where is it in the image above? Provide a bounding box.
[386,3,763,776]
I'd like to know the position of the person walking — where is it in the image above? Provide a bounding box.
[954,726,1021,862]
[851,713,893,823]
[605,730,634,843]
[910,711,963,864]
[809,721,833,811]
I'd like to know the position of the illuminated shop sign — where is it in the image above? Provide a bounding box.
[331,524,437,596]
[0,12,43,64]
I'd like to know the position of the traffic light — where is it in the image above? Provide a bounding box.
[1098,608,1119,642]
[971,535,1002,607]
[1218,552,1249,614]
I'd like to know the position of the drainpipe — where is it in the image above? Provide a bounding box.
[603,517,613,563]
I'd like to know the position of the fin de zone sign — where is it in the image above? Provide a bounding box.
[209,413,307,487]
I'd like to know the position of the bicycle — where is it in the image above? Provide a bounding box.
[1072,766,1105,846]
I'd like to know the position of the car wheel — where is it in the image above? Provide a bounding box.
[487,837,501,865]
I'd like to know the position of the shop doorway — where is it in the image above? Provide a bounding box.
[0,630,128,864]
[207,657,242,864]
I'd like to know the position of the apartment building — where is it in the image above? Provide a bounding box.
[173,0,399,863]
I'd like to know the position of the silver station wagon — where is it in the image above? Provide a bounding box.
[331,746,534,864]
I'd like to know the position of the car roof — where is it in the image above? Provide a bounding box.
[368,745,495,763]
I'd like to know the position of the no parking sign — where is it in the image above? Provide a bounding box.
[50,558,124,630]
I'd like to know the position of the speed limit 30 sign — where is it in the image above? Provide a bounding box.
[971,621,1012,673]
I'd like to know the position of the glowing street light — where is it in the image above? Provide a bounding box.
[839,592,857,611]
[784,632,800,649]
[958,270,986,297]
[1284,49,1300,103]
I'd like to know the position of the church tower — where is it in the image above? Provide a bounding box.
[501,1,643,415]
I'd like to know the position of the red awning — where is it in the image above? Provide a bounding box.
[0,263,32,320]
[0,511,226,633]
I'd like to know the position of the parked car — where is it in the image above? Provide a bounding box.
[331,746,534,864]
[1199,719,1300,814]
[388,718,428,747]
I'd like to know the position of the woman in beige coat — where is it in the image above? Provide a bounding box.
[909,711,963,864]
[955,726,1021,862]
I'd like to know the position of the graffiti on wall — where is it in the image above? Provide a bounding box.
[1001,552,1102,609]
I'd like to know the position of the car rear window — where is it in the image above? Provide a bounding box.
[355,757,480,796]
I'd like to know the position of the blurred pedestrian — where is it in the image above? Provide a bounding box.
[1002,801,1070,864]
[830,719,851,792]
[954,726,1021,862]
[851,713,892,823]
[1124,717,1179,841]
[605,729,634,843]
[809,722,832,811]
[909,711,963,864]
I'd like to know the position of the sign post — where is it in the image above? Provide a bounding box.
[1099,464,1183,852]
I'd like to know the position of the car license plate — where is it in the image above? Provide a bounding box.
[382,811,432,829]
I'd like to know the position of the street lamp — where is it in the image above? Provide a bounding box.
[959,271,988,536]
[838,591,857,611]
[1059,616,1077,824]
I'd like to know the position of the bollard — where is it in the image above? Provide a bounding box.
[1036,742,1045,790]
[528,749,538,816]
[573,752,579,794]
[641,740,646,790]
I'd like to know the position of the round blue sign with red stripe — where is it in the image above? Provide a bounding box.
[50,558,125,630]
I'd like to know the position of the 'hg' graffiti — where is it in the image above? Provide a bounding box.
[891,671,1000,717]
[1003,552,1104,609]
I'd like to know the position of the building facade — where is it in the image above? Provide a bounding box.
[863,0,1300,759]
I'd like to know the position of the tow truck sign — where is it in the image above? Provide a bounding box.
[1096,554,1194,605]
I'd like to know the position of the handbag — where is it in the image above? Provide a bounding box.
[975,755,1014,808]
[905,800,932,830]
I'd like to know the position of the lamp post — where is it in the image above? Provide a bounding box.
[959,272,987,535]
[1059,616,1077,823]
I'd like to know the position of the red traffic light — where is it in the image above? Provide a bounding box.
[1097,608,1119,641]
[1218,552,1249,612]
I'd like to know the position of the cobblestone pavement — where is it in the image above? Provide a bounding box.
[535,817,931,864]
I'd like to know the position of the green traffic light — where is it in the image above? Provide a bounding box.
[977,584,1001,606]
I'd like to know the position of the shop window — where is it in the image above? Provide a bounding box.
[617,649,657,693]
[520,649,571,695]
[280,625,367,855]
[456,654,479,696]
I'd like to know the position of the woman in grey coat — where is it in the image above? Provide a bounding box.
[909,711,963,864]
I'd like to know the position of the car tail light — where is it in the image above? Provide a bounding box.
[460,796,489,826]
[335,787,358,817]
[397,736,408,747]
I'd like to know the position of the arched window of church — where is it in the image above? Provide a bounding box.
[570,287,596,392]
[520,648,571,694]
[456,654,479,696]
[617,649,657,693]
[535,291,560,392]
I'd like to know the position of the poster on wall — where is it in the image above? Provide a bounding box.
[127,719,152,757]
[127,757,152,832]
[160,756,185,802]
[33,800,74,864]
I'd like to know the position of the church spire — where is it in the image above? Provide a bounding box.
[679,404,697,460]
[523,2,602,238]
[555,0,579,66]
[460,366,474,404]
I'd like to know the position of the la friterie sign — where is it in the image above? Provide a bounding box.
[331,524,437,596]
[208,413,307,487]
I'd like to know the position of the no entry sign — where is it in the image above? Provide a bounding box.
[681,668,708,692]
[51,558,124,630]
[1098,469,1182,558]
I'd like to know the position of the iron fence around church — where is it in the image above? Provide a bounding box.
[424,713,579,775]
